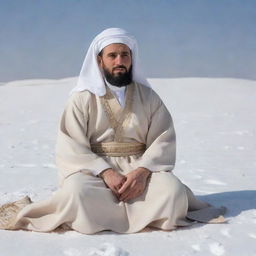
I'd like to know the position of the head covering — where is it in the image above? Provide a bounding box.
[70,28,150,96]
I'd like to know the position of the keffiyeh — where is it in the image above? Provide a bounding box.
[70,28,150,96]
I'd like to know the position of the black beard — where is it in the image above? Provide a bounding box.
[103,65,132,87]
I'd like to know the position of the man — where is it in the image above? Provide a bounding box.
[0,28,225,233]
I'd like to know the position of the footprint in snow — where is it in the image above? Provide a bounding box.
[191,244,201,252]
[88,243,129,256]
[63,248,82,256]
[233,130,250,136]
[15,163,37,168]
[220,228,231,238]
[209,242,225,256]
[42,163,56,168]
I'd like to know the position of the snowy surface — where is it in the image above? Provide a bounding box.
[0,77,255,256]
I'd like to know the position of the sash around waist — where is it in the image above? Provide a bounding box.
[90,142,146,157]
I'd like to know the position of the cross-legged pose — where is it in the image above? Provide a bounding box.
[0,28,225,234]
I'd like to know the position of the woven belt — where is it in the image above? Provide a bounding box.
[90,142,146,157]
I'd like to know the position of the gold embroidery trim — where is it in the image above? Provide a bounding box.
[100,83,134,142]
[91,142,146,157]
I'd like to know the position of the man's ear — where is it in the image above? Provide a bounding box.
[97,55,102,67]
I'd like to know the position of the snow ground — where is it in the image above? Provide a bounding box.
[0,77,255,256]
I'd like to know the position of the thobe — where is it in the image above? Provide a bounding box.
[13,82,222,234]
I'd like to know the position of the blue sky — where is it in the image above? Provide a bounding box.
[0,0,255,82]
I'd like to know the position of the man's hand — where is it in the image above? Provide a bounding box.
[100,168,126,199]
[118,167,151,202]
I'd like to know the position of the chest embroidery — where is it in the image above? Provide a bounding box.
[100,83,134,142]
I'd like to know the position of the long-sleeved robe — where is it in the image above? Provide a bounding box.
[11,82,225,234]
[56,82,176,179]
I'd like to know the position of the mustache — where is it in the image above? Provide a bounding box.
[113,65,127,72]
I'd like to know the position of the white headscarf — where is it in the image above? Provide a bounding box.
[70,28,150,96]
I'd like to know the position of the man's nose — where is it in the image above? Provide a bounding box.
[115,55,123,65]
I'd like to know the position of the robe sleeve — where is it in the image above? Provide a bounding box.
[137,90,176,172]
[55,92,112,179]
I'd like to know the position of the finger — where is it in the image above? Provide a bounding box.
[123,190,138,202]
[120,193,131,202]
[119,186,133,201]
[122,186,144,202]
[108,185,119,196]
[131,179,137,188]
[115,183,122,190]
[118,179,132,194]
[119,189,130,201]
[117,178,127,189]
[120,180,136,200]
[119,178,136,194]
[120,185,139,201]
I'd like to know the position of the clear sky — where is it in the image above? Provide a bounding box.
[0,0,255,82]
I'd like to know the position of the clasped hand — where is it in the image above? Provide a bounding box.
[100,167,151,202]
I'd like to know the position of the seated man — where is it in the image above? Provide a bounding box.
[0,28,225,234]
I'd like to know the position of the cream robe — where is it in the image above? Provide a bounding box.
[13,83,224,234]
[56,82,176,179]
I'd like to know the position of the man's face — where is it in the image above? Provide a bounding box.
[98,43,132,87]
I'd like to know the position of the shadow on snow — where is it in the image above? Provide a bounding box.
[197,190,256,218]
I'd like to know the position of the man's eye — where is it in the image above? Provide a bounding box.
[108,54,116,58]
